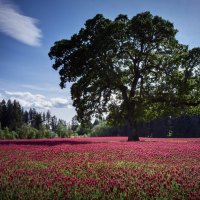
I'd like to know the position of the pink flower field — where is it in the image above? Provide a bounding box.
[0,137,200,200]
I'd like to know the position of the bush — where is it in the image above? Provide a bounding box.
[90,121,129,137]
[49,131,58,138]
[0,128,4,139]
[16,124,38,139]
[0,127,17,139]
[55,123,74,138]
[76,126,90,136]
[91,121,111,137]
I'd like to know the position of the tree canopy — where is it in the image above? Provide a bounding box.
[49,12,200,141]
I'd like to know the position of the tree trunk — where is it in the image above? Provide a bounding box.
[127,120,140,141]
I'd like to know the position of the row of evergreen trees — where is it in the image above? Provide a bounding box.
[0,99,199,139]
[0,99,73,139]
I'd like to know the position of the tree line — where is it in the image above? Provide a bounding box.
[0,99,199,139]
[0,99,73,139]
[77,115,200,138]
[121,115,200,138]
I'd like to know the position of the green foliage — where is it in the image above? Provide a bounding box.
[0,129,4,139]
[90,121,129,137]
[0,124,72,140]
[0,99,75,139]
[16,124,38,139]
[0,127,17,139]
[75,125,90,136]
[56,123,67,138]
[4,127,15,139]
[71,115,79,131]
[49,12,200,140]
[75,120,93,136]
[37,125,52,138]
[90,121,111,137]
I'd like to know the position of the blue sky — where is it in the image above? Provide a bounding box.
[0,0,200,122]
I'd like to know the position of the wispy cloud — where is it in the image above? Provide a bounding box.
[0,0,42,46]
[21,84,63,92]
[0,90,72,109]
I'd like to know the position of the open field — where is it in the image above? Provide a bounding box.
[0,137,200,200]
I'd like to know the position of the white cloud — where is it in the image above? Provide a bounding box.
[21,84,65,92]
[0,90,72,109]
[0,0,42,46]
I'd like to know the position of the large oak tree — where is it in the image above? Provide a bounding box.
[49,12,200,141]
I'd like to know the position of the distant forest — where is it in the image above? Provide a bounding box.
[0,99,72,139]
[0,99,200,139]
[137,116,200,138]
[91,116,200,138]
[0,99,67,130]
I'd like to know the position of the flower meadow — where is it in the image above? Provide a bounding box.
[0,137,200,200]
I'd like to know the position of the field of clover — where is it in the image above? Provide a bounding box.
[0,137,200,200]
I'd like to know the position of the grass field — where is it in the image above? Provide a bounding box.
[0,137,200,200]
